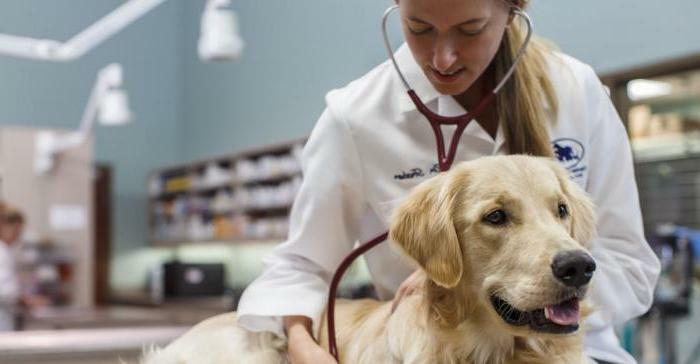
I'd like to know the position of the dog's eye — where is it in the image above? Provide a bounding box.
[558,203,569,218]
[483,210,508,225]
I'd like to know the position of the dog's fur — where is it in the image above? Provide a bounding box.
[142,155,597,364]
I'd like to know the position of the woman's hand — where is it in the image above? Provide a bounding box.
[284,316,337,364]
[391,269,425,313]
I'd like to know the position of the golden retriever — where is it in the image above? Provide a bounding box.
[142,155,597,364]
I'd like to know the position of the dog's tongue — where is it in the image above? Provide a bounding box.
[545,298,580,326]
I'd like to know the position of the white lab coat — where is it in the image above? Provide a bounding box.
[0,240,19,331]
[237,44,661,364]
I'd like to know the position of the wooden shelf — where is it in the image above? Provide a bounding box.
[235,171,302,186]
[148,137,306,245]
[151,236,285,246]
[150,192,187,200]
[242,205,292,216]
[149,175,300,200]
[190,183,235,193]
[151,137,307,173]
[151,210,235,218]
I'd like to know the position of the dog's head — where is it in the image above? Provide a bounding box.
[390,155,596,336]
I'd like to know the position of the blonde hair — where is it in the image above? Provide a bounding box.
[493,0,558,157]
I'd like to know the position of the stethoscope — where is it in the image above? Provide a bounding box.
[326,5,534,360]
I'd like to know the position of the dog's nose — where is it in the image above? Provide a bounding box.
[551,251,596,288]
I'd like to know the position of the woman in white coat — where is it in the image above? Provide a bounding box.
[237,0,661,363]
[0,206,24,332]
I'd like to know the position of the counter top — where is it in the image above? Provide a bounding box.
[0,326,189,363]
[0,297,233,363]
[22,296,233,330]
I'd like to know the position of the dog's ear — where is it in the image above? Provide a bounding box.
[389,170,466,288]
[547,160,597,245]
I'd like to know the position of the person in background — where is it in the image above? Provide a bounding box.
[1,206,25,249]
[0,203,22,331]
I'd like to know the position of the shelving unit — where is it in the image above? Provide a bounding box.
[148,138,306,245]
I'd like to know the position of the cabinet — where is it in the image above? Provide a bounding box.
[148,138,306,245]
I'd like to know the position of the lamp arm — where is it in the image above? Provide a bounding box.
[77,77,103,136]
[34,63,123,175]
[0,35,62,60]
[52,131,86,153]
[0,0,168,61]
[79,63,123,134]
[34,130,85,175]
[60,0,168,60]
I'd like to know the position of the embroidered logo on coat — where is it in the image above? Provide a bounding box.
[552,138,586,179]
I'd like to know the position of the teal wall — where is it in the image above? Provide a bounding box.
[530,0,700,73]
[179,0,402,160]
[0,1,185,257]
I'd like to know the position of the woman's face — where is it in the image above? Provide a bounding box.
[1,222,23,245]
[397,0,512,96]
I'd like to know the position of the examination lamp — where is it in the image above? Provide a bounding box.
[198,0,245,61]
[0,0,243,62]
[34,63,132,175]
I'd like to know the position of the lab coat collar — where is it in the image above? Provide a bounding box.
[438,95,505,148]
[394,43,504,149]
[394,43,441,113]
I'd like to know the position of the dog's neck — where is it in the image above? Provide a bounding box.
[390,278,584,364]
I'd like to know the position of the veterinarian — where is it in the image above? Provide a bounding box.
[237,0,661,363]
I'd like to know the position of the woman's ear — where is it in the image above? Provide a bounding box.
[547,160,597,246]
[389,170,466,288]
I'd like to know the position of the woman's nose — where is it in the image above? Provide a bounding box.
[432,38,458,72]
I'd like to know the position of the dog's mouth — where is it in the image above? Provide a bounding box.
[489,294,582,334]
